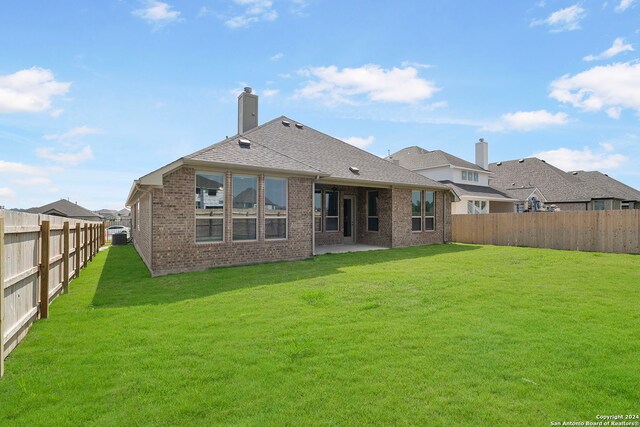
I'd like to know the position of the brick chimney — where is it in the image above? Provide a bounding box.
[475,138,488,170]
[238,87,258,134]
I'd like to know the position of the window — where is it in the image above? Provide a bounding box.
[325,190,339,231]
[135,202,140,231]
[196,172,225,242]
[467,200,487,215]
[593,200,605,211]
[473,172,479,182]
[265,177,287,239]
[232,175,257,240]
[425,191,435,230]
[411,190,422,231]
[622,202,630,210]
[367,191,379,231]
[462,170,467,181]
[314,189,322,232]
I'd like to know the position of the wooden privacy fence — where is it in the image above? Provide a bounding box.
[452,210,640,254]
[0,210,105,378]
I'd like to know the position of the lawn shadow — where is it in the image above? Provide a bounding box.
[91,243,480,309]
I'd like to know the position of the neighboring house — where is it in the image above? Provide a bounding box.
[489,158,640,211]
[389,140,517,214]
[26,199,102,221]
[95,209,118,219]
[126,88,453,276]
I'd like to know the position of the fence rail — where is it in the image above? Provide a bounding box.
[452,210,640,254]
[0,210,105,378]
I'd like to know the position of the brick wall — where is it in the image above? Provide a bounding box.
[390,189,450,248]
[147,167,313,276]
[132,192,153,272]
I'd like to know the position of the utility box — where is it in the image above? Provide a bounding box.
[112,233,128,246]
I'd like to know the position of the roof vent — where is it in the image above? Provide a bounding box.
[349,166,360,175]
[511,183,516,186]
[572,171,578,175]
[238,138,251,148]
[496,161,502,166]
[282,120,290,126]
[541,159,546,163]
[604,174,608,177]
[295,123,303,129]
[518,159,524,163]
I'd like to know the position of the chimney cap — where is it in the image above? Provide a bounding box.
[243,87,252,94]
[479,138,485,143]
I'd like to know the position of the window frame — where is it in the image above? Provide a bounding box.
[232,174,258,242]
[462,170,467,181]
[324,190,339,232]
[367,190,379,232]
[264,176,288,240]
[314,189,323,232]
[473,172,479,182]
[195,171,226,244]
[425,191,436,231]
[411,190,423,232]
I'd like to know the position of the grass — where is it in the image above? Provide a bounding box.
[0,243,639,425]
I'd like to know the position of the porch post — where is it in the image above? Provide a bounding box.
[312,179,316,255]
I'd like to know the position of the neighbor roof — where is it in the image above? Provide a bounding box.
[570,171,640,202]
[489,158,593,203]
[388,146,487,172]
[502,187,546,202]
[26,199,101,219]
[440,180,516,201]
[186,116,448,189]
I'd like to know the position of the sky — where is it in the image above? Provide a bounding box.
[1,0,639,210]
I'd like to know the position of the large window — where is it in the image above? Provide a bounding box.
[265,177,287,239]
[196,172,224,242]
[314,189,322,232]
[593,200,605,211]
[367,191,379,232]
[467,200,487,215]
[232,175,257,240]
[425,191,435,230]
[411,190,422,231]
[325,190,339,231]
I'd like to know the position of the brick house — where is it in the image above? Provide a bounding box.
[126,89,453,276]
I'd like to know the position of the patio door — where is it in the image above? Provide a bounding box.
[343,195,355,244]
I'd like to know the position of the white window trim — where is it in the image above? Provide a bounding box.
[367,190,379,232]
[232,174,258,242]
[325,190,340,232]
[195,171,225,244]
[425,191,436,231]
[264,177,288,240]
[411,190,422,232]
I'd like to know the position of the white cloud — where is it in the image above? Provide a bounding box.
[270,52,284,61]
[400,61,432,70]
[262,88,279,97]
[43,125,102,141]
[0,67,70,114]
[615,0,635,11]
[600,142,615,151]
[226,0,278,28]
[290,0,310,16]
[533,147,627,170]
[482,110,569,132]
[583,37,634,61]
[132,1,181,28]
[35,145,94,166]
[296,64,439,105]
[549,61,640,116]
[0,160,47,176]
[0,187,15,200]
[342,136,375,149]
[11,177,53,187]
[531,4,586,32]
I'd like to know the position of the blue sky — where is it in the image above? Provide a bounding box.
[1,0,639,210]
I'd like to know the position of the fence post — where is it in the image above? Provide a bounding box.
[75,223,81,278]
[40,220,50,319]
[101,221,106,246]
[63,221,70,294]
[83,223,88,268]
[0,217,5,378]
[89,225,94,262]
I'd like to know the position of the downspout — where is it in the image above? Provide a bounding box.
[312,177,318,256]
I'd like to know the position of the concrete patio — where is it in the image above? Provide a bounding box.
[314,244,388,255]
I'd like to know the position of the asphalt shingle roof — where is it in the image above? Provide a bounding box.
[388,146,486,172]
[440,180,515,200]
[570,171,640,201]
[186,117,447,189]
[26,199,101,219]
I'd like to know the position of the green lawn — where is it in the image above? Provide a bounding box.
[1,244,638,425]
